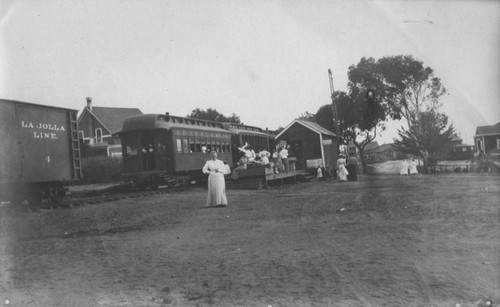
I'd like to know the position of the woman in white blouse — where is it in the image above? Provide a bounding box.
[202,151,230,207]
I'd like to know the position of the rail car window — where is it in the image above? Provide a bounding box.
[225,142,230,152]
[195,140,201,152]
[182,139,188,153]
[189,139,195,153]
[201,139,207,153]
[126,145,139,156]
[156,141,166,152]
[217,141,222,152]
[176,139,182,153]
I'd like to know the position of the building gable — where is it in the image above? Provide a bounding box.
[475,122,500,136]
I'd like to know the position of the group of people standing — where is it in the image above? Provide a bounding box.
[400,159,419,175]
[316,152,359,182]
[336,153,358,182]
[233,142,290,173]
[202,142,292,207]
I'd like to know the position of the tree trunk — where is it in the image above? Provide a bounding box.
[358,147,368,174]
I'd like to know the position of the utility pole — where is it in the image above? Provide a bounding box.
[328,69,340,155]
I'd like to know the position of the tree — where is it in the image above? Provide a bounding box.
[337,90,386,173]
[187,108,241,123]
[313,89,386,173]
[297,111,316,122]
[348,55,446,123]
[348,55,452,172]
[393,109,455,171]
[313,104,335,133]
[376,55,447,123]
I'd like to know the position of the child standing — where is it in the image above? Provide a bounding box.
[317,165,323,180]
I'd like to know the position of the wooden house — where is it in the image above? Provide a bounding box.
[77,97,142,157]
[474,122,500,156]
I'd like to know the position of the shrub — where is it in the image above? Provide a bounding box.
[81,156,123,184]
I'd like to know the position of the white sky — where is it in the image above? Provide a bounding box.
[1,0,499,144]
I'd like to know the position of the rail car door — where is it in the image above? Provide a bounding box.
[121,133,142,173]
[140,133,156,171]
[154,132,171,173]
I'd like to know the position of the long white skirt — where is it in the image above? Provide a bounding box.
[337,164,349,181]
[400,165,409,175]
[409,165,418,175]
[207,172,228,206]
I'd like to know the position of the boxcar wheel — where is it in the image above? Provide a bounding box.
[49,194,64,204]
[49,186,65,203]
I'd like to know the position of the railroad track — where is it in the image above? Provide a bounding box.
[8,184,190,212]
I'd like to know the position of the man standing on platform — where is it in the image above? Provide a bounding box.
[279,145,289,172]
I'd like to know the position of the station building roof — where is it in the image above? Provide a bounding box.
[275,119,336,140]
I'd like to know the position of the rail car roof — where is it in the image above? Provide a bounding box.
[222,123,270,137]
[0,98,78,112]
[115,114,231,135]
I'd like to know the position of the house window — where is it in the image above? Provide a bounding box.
[95,128,103,143]
[497,138,500,150]
[476,139,482,151]
[78,130,84,141]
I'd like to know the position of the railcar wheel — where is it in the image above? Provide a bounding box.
[49,193,64,203]
[48,186,65,203]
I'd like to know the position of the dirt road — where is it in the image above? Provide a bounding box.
[1,174,499,306]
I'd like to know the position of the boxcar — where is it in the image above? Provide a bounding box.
[115,114,233,189]
[0,99,82,204]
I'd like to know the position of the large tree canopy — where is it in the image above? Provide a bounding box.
[346,55,453,172]
[187,108,241,124]
[348,55,447,123]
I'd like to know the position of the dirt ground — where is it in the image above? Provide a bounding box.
[0,174,499,307]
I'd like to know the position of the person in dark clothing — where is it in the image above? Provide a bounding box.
[346,153,358,181]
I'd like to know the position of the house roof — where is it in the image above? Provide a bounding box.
[79,106,143,134]
[275,119,336,139]
[450,134,462,142]
[347,141,379,152]
[475,122,500,136]
[355,141,380,153]
[373,143,396,153]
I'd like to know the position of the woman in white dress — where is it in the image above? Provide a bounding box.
[409,159,418,175]
[400,160,409,175]
[336,154,349,182]
[202,151,229,207]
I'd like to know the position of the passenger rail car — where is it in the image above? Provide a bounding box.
[0,99,82,204]
[115,114,233,189]
[222,123,273,163]
[115,114,275,189]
